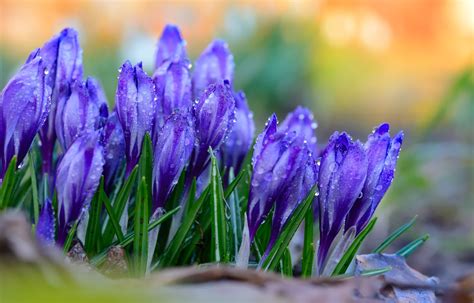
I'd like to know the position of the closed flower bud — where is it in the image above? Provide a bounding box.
[247,114,310,241]
[280,106,318,152]
[190,81,235,177]
[220,91,255,174]
[115,61,157,174]
[154,24,187,70]
[85,77,109,128]
[35,28,83,174]
[192,40,234,97]
[345,123,404,233]
[55,79,104,150]
[55,132,104,245]
[153,60,192,131]
[317,132,368,273]
[152,112,195,211]
[0,56,51,176]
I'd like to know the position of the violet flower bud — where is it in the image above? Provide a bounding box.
[152,112,195,211]
[86,77,109,128]
[280,106,318,152]
[345,123,404,233]
[36,199,55,246]
[0,56,51,176]
[55,132,104,245]
[154,24,187,69]
[36,28,83,174]
[115,61,157,174]
[192,39,234,97]
[317,132,367,273]
[189,81,235,177]
[102,111,125,192]
[247,115,308,241]
[153,59,192,131]
[55,79,105,150]
[267,146,318,253]
[220,91,255,173]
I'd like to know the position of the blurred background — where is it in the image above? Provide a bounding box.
[1,0,473,282]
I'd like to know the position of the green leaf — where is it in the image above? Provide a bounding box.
[138,133,153,207]
[91,206,179,267]
[373,215,417,253]
[280,248,293,277]
[0,156,18,209]
[28,153,39,225]
[224,166,247,199]
[133,177,150,276]
[156,181,210,268]
[84,177,104,255]
[301,206,315,278]
[101,184,125,243]
[260,185,317,271]
[63,221,79,253]
[331,217,378,276]
[102,166,138,245]
[209,148,228,263]
[360,266,392,277]
[396,234,429,257]
[228,168,243,259]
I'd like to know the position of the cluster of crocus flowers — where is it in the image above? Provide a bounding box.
[0,24,403,276]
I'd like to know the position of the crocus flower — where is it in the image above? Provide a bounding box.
[189,80,235,177]
[36,28,83,174]
[267,145,318,254]
[102,111,125,192]
[153,59,192,131]
[55,78,106,150]
[0,55,51,177]
[317,132,367,273]
[154,24,187,70]
[36,199,55,246]
[345,123,404,233]
[220,91,255,174]
[115,61,156,175]
[55,132,104,245]
[192,40,234,97]
[279,106,318,153]
[152,112,195,211]
[247,115,309,241]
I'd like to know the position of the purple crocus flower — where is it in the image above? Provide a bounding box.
[55,132,104,245]
[102,111,125,192]
[317,132,367,273]
[220,91,255,174]
[55,78,107,150]
[279,106,318,153]
[115,61,156,175]
[0,56,51,177]
[192,40,234,97]
[266,145,318,255]
[247,114,309,241]
[154,24,187,70]
[345,123,404,233]
[189,81,235,177]
[153,60,192,132]
[36,199,55,246]
[36,28,83,174]
[152,112,195,211]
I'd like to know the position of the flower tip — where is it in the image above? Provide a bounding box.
[162,24,183,39]
[376,123,390,135]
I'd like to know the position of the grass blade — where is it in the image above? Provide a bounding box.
[0,156,17,209]
[373,216,417,253]
[280,248,293,277]
[360,266,392,277]
[396,234,429,257]
[209,148,228,263]
[28,153,39,225]
[224,166,246,199]
[331,217,378,276]
[133,177,150,276]
[102,166,138,245]
[228,168,243,259]
[157,182,210,268]
[84,177,104,255]
[261,185,317,271]
[101,185,125,243]
[63,221,79,253]
[301,206,315,278]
